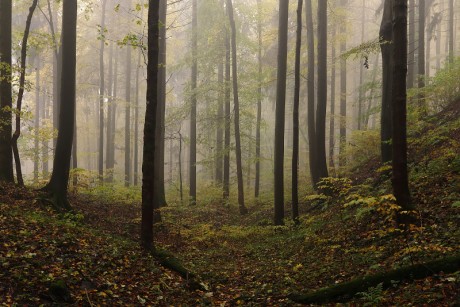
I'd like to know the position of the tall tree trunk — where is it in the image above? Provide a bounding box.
[254,0,263,198]
[141,0,160,252]
[418,0,426,115]
[125,42,132,186]
[357,0,366,130]
[134,49,141,186]
[216,57,224,184]
[380,0,393,164]
[72,109,78,187]
[408,0,415,88]
[392,0,414,219]
[305,0,318,186]
[42,90,49,177]
[189,0,197,205]
[448,0,454,62]
[227,0,248,215]
[34,58,40,184]
[106,41,114,181]
[13,0,39,186]
[98,0,107,181]
[435,2,442,72]
[316,0,329,181]
[292,0,303,224]
[223,22,231,200]
[43,0,77,211]
[154,0,167,208]
[339,0,347,169]
[274,0,289,225]
[329,24,336,170]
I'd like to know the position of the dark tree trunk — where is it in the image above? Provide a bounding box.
[407,0,415,88]
[154,0,167,208]
[316,0,329,181]
[292,0,303,224]
[339,0,347,169]
[189,0,197,205]
[12,0,38,187]
[43,0,77,211]
[392,0,414,218]
[305,0,318,187]
[254,0,262,198]
[223,16,231,200]
[380,0,393,164]
[141,0,160,252]
[98,0,107,181]
[329,24,336,171]
[226,0,248,215]
[274,0,289,225]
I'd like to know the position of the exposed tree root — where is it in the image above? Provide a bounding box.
[152,249,207,291]
[289,254,460,304]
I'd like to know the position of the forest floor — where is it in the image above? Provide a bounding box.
[1,101,460,306]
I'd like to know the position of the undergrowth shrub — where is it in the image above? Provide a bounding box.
[341,130,380,173]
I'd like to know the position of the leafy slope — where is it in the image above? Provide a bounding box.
[1,101,459,306]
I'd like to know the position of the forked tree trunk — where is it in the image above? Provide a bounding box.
[43,0,77,211]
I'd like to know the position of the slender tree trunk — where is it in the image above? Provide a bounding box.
[34,60,40,183]
[154,0,167,207]
[223,14,231,200]
[125,45,132,186]
[329,24,336,171]
[436,3,442,71]
[227,0,248,215]
[316,0,329,181]
[449,0,454,62]
[408,0,415,88]
[274,0,289,225]
[392,0,414,219]
[189,0,197,204]
[364,54,380,129]
[12,0,38,186]
[141,0,160,252]
[72,110,78,187]
[292,0,303,224]
[43,0,77,211]
[418,0,426,115]
[357,0,366,130]
[339,0,347,169]
[305,0,318,186]
[254,0,262,198]
[134,49,141,186]
[98,0,107,181]
[42,90,49,177]
[106,41,114,181]
[380,0,393,164]
[216,58,224,184]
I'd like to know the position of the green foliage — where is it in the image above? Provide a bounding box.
[357,282,384,306]
[342,130,380,172]
[316,177,352,198]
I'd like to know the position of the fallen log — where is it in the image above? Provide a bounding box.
[290,254,460,304]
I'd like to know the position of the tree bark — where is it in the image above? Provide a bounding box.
[141,0,160,252]
[339,0,347,169]
[418,0,426,115]
[329,24,336,171]
[316,0,329,181]
[380,0,393,164]
[106,41,114,182]
[189,0,197,205]
[98,0,107,181]
[392,0,414,218]
[292,0,303,224]
[125,11,132,187]
[407,0,415,88]
[227,0,248,215]
[254,0,262,198]
[274,0,289,225]
[223,12,231,200]
[305,0,318,186]
[43,0,77,211]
